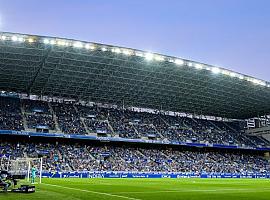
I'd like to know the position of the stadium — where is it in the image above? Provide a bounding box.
[1,31,270,200]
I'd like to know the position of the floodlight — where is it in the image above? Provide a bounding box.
[252,79,260,84]
[28,38,34,43]
[43,39,50,44]
[50,40,56,45]
[57,40,66,46]
[85,43,95,50]
[135,51,144,57]
[11,36,18,41]
[122,49,132,55]
[174,59,184,65]
[195,63,203,69]
[229,72,236,77]
[18,37,24,42]
[211,67,220,74]
[145,52,153,61]
[0,35,6,40]
[154,55,164,61]
[221,70,230,75]
[238,75,244,80]
[73,41,83,48]
[113,48,121,54]
[260,82,267,86]
[188,62,193,67]
[168,58,174,63]
[101,47,107,51]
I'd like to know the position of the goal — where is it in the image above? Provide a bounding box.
[9,157,43,183]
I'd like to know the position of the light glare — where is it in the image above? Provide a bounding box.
[11,36,18,41]
[195,63,203,69]
[28,38,34,43]
[50,40,56,45]
[229,72,236,77]
[85,43,95,50]
[211,67,220,74]
[145,52,153,61]
[154,55,164,61]
[174,59,184,65]
[123,49,132,55]
[114,48,121,54]
[73,41,83,48]
[43,39,50,44]
[1,35,6,40]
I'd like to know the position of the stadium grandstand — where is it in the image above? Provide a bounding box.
[1,31,270,181]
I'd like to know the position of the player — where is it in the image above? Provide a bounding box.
[31,165,36,184]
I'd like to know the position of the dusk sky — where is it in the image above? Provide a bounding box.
[0,0,269,81]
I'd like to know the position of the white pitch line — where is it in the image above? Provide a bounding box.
[42,183,142,200]
[114,188,269,194]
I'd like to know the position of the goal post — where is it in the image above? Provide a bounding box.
[9,157,43,183]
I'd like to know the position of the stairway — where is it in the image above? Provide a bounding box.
[81,117,91,135]
[131,123,141,138]
[106,120,116,137]
[48,102,61,132]
[20,104,29,131]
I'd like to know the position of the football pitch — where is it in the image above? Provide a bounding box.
[3,178,270,200]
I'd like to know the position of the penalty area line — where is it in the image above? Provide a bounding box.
[42,183,142,200]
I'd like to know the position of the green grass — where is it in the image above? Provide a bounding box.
[2,178,270,200]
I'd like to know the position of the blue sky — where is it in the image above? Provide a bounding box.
[0,0,269,81]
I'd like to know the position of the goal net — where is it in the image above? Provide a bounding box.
[9,158,43,183]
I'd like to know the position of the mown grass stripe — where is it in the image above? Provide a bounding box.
[42,183,142,200]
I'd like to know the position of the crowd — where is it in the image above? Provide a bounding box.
[51,102,87,135]
[1,141,269,174]
[0,96,268,148]
[0,97,24,131]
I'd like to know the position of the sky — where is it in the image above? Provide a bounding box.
[0,0,269,81]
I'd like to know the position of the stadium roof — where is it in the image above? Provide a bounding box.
[0,32,270,119]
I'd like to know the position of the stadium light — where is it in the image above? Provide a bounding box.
[50,40,56,45]
[238,75,244,80]
[229,72,236,77]
[28,38,34,43]
[174,59,184,65]
[154,55,164,61]
[18,37,24,42]
[11,35,18,41]
[188,62,193,67]
[221,70,230,75]
[211,67,220,74]
[251,79,261,85]
[145,52,154,61]
[43,38,50,44]
[135,51,144,57]
[113,48,121,54]
[261,82,267,86]
[101,47,107,51]
[85,43,95,50]
[57,40,67,46]
[73,41,83,48]
[122,49,132,55]
[0,35,6,40]
[195,63,203,69]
